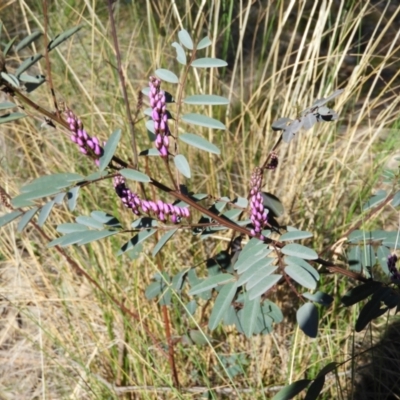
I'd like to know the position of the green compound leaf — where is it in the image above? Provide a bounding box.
[196,36,212,49]
[15,54,43,77]
[285,264,317,290]
[348,246,362,272]
[174,154,191,178]
[245,264,278,290]
[99,128,121,171]
[182,113,226,130]
[117,229,157,255]
[178,29,194,50]
[171,42,187,65]
[77,230,118,246]
[47,232,85,248]
[19,73,45,84]
[234,246,273,274]
[363,190,387,211]
[297,302,319,338]
[377,245,391,275]
[75,216,104,229]
[280,230,313,241]
[155,68,179,83]
[242,293,261,338]
[302,291,333,307]
[248,274,282,300]
[208,281,237,330]
[152,228,178,257]
[12,187,62,207]
[49,230,117,248]
[119,168,151,183]
[47,25,83,51]
[67,186,79,211]
[0,211,23,228]
[392,190,400,207]
[1,72,19,87]
[272,379,311,400]
[37,200,55,227]
[15,31,42,52]
[0,112,26,124]
[284,256,320,281]
[145,281,163,300]
[183,94,229,105]
[179,133,220,154]
[281,244,318,260]
[189,274,234,296]
[20,173,82,193]
[0,102,16,110]
[341,281,383,306]
[84,171,108,181]
[91,211,121,227]
[17,207,38,232]
[57,223,89,233]
[191,57,228,68]
[3,36,17,57]
[139,148,160,157]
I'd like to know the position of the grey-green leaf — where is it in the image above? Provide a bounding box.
[241,293,261,338]
[1,72,19,87]
[392,190,400,207]
[20,173,82,193]
[155,68,179,84]
[208,281,237,330]
[297,302,319,338]
[174,154,191,178]
[302,291,333,307]
[75,216,104,229]
[179,133,220,154]
[183,94,229,105]
[377,246,390,275]
[77,230,117,246]
[0,210,23,228]
[145,281,163,300]
[37,200,55,227]
[67,186,79,211]
[152,228,178,257]
[119,168,151,183]
[17,207,38,232]
[196,36,212,50]
[189,274,234,295]
[191,57,227,68]
[57,223,89,233]
[91,211,121,227]
[12,187,62,206]
[172,42,187,65]
[99,128,121,171]
[0,112,26,124]
[15,54,43,77]
[248,274,281,300]
[117,229,157,255]
[281,244,318,260]
[271,117,292,131]
[182,113,226,129]
[0,102,16,110]
[47,25,83,51]
[280,230,313,241]
[363,190,387,211]
[178,29,194,50]
[3,36,17,57]
[15,31,42,52]
[285,264,317,290]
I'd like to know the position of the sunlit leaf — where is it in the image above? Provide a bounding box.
[179,133,220,154]
[186,300,197,316]
[171,42,187,65]
[131,217,158,229]
[15,31,42,52]
[280,230,313,241]
[155,68,179,83]
[183,94,229,105]
[12,187,61,206]
[178,29,193,50]
[47,25,83,51]
[117,229,157,255]
[196,36,212,49]
[245,263,277,290]
[189,274,234,295]
[0,211,23,228]
[17,207,38,232]
[285,264,317,290]
[297,302,318,338]
[377,245,391,275]
[119,168,151,183]
[174,154,191,178]
[248,274,281,300]
[20,173,82,193]
[91,211,121,227]
[145,281,163,300]
[99,128,121,171]
[281,244,318,260]
[241,293,261,338]
[208,281,237,330]
[15,54,43,77]
[0,102,16,110]
[182,113,226,129]
[392,190,400,207]
[67,186,79,211]
[3,36,17,57]
[57,223,89,233]
[37,200,55,227]
[284,256,319,281]
[1,72,19,87]
[75,215,104,229]
[139,148,160,156]
[152,228,178,256]
[191,57,227,68]
[234,246,272,274]
[271,117,292,131]
[363,190,387,211]
[77,230,117,246]
[302,113,318,130]
[84,171,108,181]
[361,244,376,268]
[282,119,303,143]
[0,112,26,124]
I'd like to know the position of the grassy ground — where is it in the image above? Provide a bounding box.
[1,0,400,398]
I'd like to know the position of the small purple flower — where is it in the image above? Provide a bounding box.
[113,175,189,224]
[249,167,268,239]
[149,76,170,157]
[65,108,104,164]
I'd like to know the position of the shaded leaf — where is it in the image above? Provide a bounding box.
[47,25,83,51]
[117,229,157,255]
[17,207,38,232]
[139,148,160,156]
[272,379,311,400]
[283,119,303,143]
[197,36,212,49]
[131,217,158,229]
[189,330,210,345]
[178,29,193,50]
[189,274,234,295]
[262,192,285,216]
[15,31,42,52]
[191,57,227,68]
[99,128,121,171]
[155,68,179,83]
[152,228,178,256]
[179,133,220,154]
[171,42,187,65]
[302,291,333,307]
[183,94,229,105]
[361,244,376,268]
[119,168,151,183]
[355,296,387,332]
[0,112,26,124]
[305,376,325,400]
[182,113,225,130]
[174,154,191,178]
[208,281,237,330]
[281,244,318,260]
[297,302,319,338]
[37,200,55,227]
[285,264,317,290]
[348,246,362,272]
[15,54,43,77]
[342,281,383,306]
[271,117,292,131]
[91,211,121,227]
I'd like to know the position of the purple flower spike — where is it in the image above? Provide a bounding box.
[249,167,268,238]
[65,107,104,164]
[149,76,171,157]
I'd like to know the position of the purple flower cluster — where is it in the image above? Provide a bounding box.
[249,167,268,239]
[65,108,104,166]
[113,175,189,223]
[149,76,170,157]
[388,254,400,282]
